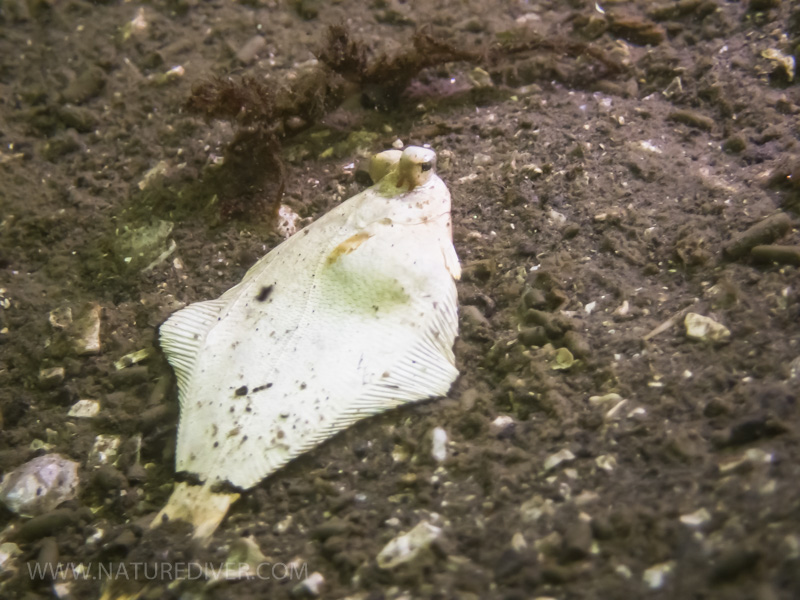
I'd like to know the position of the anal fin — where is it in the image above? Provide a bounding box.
[159,299,226,402]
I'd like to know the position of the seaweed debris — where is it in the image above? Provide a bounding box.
[185,24,624,222]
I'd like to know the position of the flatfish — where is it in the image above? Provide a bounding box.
[154,146,460,540]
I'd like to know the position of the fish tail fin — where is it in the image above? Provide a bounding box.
[151,481,239,542]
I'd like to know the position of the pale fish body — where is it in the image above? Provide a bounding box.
[154,147,460,539]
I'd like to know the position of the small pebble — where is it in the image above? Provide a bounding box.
[473,153,492,166]
[595,454,617,472]
[236,35,266,64]
[0,454,79,517]
[510,532,527,552]
[489,415,515,437]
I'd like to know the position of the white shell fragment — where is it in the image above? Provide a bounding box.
[0,454,79,517]
[68,399,101,418]
[88,435,121,467]
[431,427,448,463]
[0,543,22,575]
[70,302,103,355]
[276,204,301,238]
[643,561,675,589]
[679,508,711,527]
[376,520,444,569]
[544,448,575,471]
[293,572,325,597]
[489,415,515,436]
[684,312,730,343]
[113,348,153,370]
[156,147,460,538]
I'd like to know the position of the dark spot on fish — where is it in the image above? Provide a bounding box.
[213,441,219,448]
[300,382,307,390]
[235,385,248,396]
[256,285,274,302]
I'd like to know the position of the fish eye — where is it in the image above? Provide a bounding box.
[420,162,433,172]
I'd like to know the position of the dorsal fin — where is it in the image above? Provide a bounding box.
[159,299,227,404]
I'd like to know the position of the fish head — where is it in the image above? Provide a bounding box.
[397,146,437,190]
[365,147,451,228]
[368,149,403,183]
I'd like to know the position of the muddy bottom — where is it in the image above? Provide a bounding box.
[1,1,799,599]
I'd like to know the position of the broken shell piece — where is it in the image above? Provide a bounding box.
[589,392,624,406]
[544,449,575,471]
[761,48,795,82]
[276,205,302,238]
[684,313,730,343]
[88,435,121,467]
[49,302,103,355]
[292,572,325,598]
[431,427,448,463]
[0,543,21,575]
[0,454,79,517]
[155,147,460,541]
[680,508,711,527]
[595,454,617,472]
[68,399,101,418]
[48,306,73,330]
[38,367,65,389]
[113,220,174,271]
[549,347,575,370]
[643,561,675,590]
[71,303,102,355]
[376,520,443,569]
[113,348,153,370]
[490,415,515,436]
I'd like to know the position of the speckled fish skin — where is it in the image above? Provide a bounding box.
[160,147,460,491]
